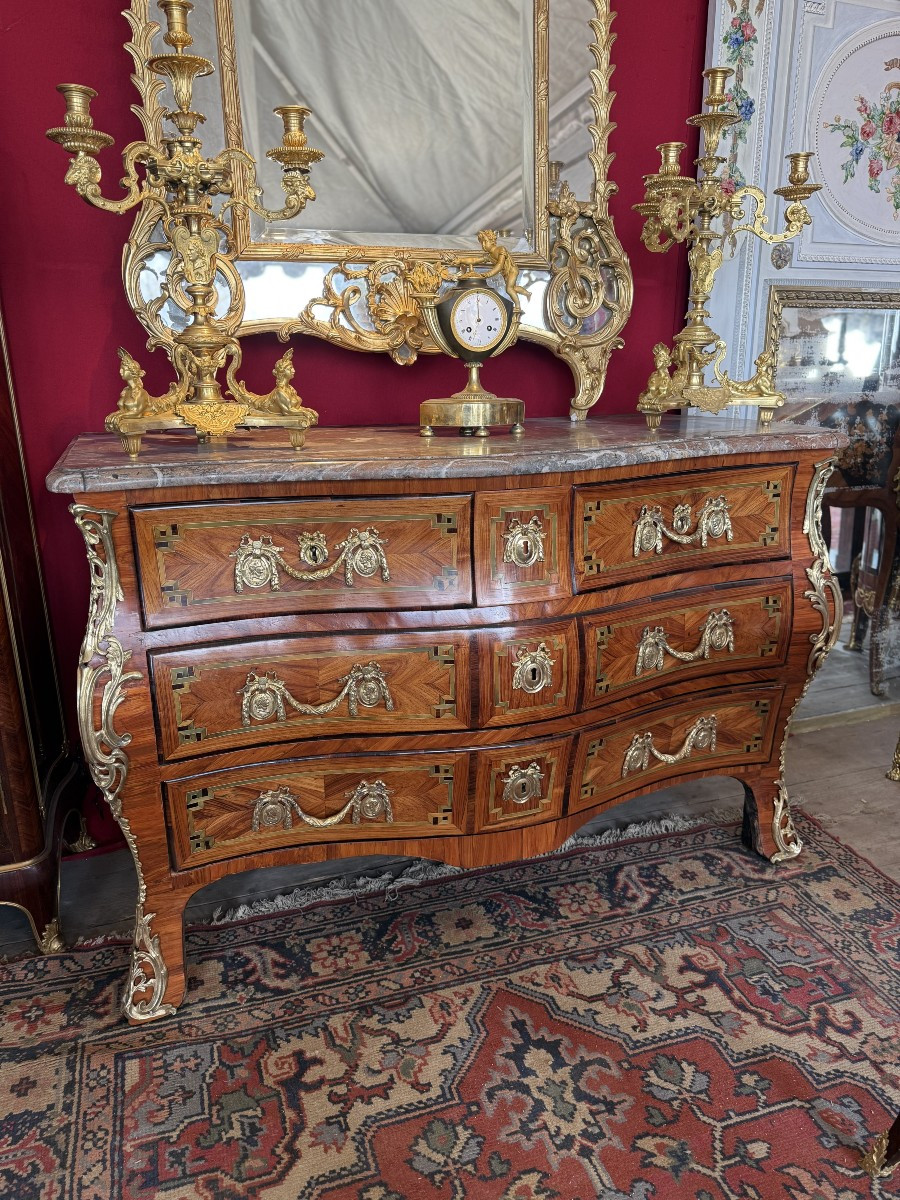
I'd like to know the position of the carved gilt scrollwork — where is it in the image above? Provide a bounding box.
[635,610,735,675]
[622,715,717,778]
[251,780,394,832]
[511,643,556,695]
[633,497,733,558]
[230,527,389,593]
[281,257,453,365]
[501,762,545,806]
[71,504,175,1022]
[238,662,394,726]
[502,516,546,568]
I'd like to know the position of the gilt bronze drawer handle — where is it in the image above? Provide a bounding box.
[501,762,545,805]
[238,662,394,725]
[622,714,717,777]
[512,642,556,694]
[636,610,735,675]
[251,780,394,832]
[502,516,546,568]
[633,496,732,557]
[230,526,390,592]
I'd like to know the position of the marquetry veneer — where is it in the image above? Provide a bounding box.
[47,417,843,1022]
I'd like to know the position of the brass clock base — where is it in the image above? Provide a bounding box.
[419,395,525,438]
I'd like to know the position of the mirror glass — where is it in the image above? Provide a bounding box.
[225,0,538,251]
[131,0,633,416]
[775,302,900,400]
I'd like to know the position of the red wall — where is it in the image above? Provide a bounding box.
[0,3,706,839]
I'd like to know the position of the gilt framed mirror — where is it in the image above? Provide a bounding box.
[124,0,632,416]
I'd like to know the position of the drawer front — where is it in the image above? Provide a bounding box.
[571,689,781,814]
[478,620,578,728]
[474,488,571,605]
[473,737,570,832]
[133,496,472,628]
[152,632,469,760]
[583,578,793,707]
[166,752,469,869]
[575,465,792,589]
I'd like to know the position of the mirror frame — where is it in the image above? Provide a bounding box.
[121,0,633,418]
[766,284,900,400]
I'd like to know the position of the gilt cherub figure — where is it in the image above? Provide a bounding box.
[472,229,532,311]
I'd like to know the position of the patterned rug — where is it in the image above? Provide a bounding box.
[1,811,898,1200]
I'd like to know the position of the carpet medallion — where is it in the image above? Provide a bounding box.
[1,812,897,1199]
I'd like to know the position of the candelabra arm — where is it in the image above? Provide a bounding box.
[728,185,814,246]
[636,185,698,254]
[61,141,161,217]
[218,147,315,224]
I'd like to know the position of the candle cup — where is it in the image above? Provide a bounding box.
[158,0,194,51]
[703,67,733,107]
[657,142,687,176]
[786,152,813,187]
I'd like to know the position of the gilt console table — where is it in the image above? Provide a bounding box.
[47,416,844,1023]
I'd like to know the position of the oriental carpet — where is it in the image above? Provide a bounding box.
[1,811,897,1200]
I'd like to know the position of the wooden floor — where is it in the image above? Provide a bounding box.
[1,641,898,958]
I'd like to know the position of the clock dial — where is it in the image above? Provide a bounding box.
[450,289,507,353]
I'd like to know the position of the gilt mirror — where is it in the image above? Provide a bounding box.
[126,0,632,416]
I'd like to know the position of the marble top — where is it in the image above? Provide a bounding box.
[46,416,845,494]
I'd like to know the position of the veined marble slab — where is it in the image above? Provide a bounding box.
[47,416,845,494]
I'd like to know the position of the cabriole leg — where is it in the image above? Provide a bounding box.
[123,895,186,1024]
[741,773,802,864]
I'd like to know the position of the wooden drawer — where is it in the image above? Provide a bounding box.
[582,578,793,707]
[473,736,570,832]
[166,752,470,869]
[133,495,472,628]
[477,620,578,728]
[575,464,792,590]
[474,488,571,605]
[571,687,781,814]
[152,631,470,761]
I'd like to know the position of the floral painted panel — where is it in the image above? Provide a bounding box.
[720,0,767,190]
[812,26,900,243]
[825,80,900,221]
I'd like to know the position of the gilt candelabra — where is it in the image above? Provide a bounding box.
[47,0,322,458]
[633,66,821,431]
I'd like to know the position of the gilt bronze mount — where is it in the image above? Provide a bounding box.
[633,66,821,431]
[47,0,322,458]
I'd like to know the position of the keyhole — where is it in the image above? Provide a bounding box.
[521,538,531,558]
[528,665,540,685]
[309,545,325,564]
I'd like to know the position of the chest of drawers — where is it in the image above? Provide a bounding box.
[47,416,843,1023]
